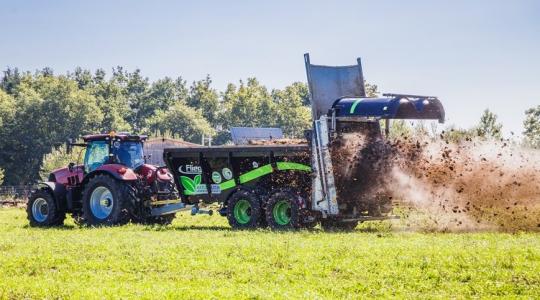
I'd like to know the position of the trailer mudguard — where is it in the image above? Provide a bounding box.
[333,96,445,123]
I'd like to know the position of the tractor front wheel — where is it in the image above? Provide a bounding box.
[81,174,132,226]
[27,189,65,227]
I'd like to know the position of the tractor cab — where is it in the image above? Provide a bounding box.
[81,133,147,173]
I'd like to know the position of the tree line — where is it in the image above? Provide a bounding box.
[0,67,538,185]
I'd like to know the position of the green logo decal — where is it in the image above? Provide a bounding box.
[350,99,363,114]
[222,168,233,180]
[212,171,222,184]
[180,175,201,194]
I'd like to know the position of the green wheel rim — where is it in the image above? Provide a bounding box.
[273,200,291,225]
[233,199,251,224]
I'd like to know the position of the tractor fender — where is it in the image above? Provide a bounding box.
[81,165,138,186]
[37,181,67,211]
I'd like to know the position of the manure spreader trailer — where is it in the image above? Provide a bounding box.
[163,54,445,230]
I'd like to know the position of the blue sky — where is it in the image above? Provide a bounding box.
[1,0,539,136]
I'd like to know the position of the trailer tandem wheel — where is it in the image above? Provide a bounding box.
[226,190,263,229]
[265,190,303,230]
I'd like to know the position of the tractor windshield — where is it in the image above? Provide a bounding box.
[113,141,144,169]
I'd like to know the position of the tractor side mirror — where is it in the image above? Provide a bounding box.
[68,162,75,172]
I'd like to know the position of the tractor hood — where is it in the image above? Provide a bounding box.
[332,95,445,123]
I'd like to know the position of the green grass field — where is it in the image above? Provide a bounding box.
[0,208,539,299]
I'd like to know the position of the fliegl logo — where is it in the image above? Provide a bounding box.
[180,175,202,195]
[178,164,202,175]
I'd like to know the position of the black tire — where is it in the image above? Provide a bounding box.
[265,190,303,230]
[320,219,359,231]
[226,190,262,229]
[81,174,132,226]
[26,189,65,227]
[144,214,176,225]
[252,187,269,228]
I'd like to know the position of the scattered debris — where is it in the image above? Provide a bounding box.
[388,136,540,232]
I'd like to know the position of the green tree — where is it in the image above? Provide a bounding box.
[187,76,220,127]
[476,109,502,140]
[1,75,103,184]
[92,76,132,132]
[0,91,16,185]
[222,78,279,129]
[1,67,23,94]
[0,90,15,129]
[145,101,215,143]
[441,126,476,143]
[387,120,413,140]
[284,82,310,106]
[272,83,311,138]
[523,105,540,148]
[70,67,94,90]
[40,147,85,181]
[365,82,379,97]
[115,68,150,131]
[70,68,132,132]
[140,77,188,129]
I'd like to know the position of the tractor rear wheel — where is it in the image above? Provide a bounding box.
[227,190,262,229]
[27,189,65,227]
[265,190,303,230]
[81,174,132,226]
[320,219,359,231]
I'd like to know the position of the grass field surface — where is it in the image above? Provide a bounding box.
[0,207,539,299]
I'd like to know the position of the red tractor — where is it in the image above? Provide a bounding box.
[27,132,182,227]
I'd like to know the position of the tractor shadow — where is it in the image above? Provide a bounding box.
[22,224,79,230]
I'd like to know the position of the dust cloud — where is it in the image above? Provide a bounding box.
[388,137,540,232]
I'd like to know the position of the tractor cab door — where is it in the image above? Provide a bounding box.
[84,141,110,173]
